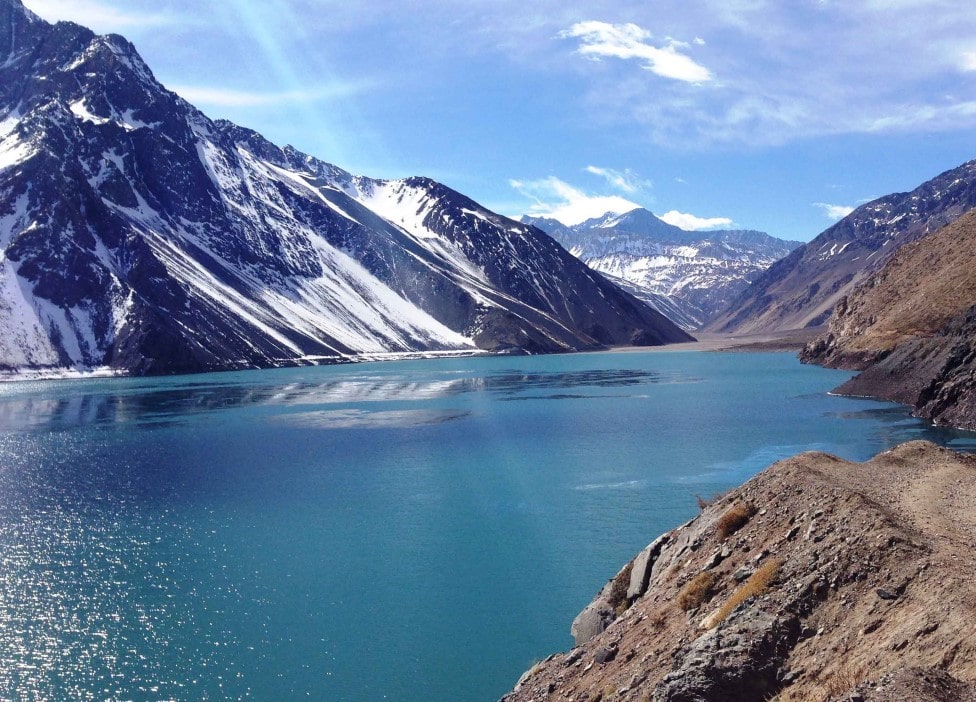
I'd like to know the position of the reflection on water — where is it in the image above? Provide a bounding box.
[0,368,676,433]
[274,408,471,429]
[826,405,976,452]
[3,353,976,702]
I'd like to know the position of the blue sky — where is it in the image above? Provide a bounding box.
[23,0,976,241]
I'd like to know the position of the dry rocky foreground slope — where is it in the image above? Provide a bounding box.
[501,441,976,702]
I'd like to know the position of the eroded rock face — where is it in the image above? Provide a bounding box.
[831,305,976,430]
[652,608,801,702]
[501,442,976,702]
[797,210,976,429]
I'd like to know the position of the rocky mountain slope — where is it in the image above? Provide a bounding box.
[0,0,690,376]
[707,160,976,334]
[799,209,976,430]
[800,209,976,370]
[502,441,976,702]
[526,210,800,329]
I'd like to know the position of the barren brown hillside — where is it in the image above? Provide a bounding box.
[802,208,976,370]
[501,441,976,702]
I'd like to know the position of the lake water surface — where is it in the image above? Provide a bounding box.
[1,351,974,701]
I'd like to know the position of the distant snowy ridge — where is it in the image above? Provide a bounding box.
[0,0,691,376]
[524,210,801,329]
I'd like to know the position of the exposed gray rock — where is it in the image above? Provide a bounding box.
[570,599,615,647]
[652,607,801,702]
[627,534,670,600]
[594,645,618,664]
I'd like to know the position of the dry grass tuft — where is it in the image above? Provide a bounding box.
[774,664,867,702]
[695,493,713,511]
[819,664,867,699]
[677,572,717,612]
[716,501,756,539]
[704,557,783,629]
[647,608,670,631]
[608,561,634,615]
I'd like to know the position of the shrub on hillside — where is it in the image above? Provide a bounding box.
[677,572,717,612]
[703,557,784,629]
[716,502,756,539]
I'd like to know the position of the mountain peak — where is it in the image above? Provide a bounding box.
[578,207,684,237]
[1,0,40,60]
[533,211,798,328]
[0,4,691,375]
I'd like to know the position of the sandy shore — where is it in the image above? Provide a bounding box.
[608,327,825,354]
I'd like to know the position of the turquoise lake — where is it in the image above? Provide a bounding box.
[1,351,974,701]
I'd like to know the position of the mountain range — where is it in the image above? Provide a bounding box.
[0,0,690,376]
[525,210,801,329]
[707,159,976,333]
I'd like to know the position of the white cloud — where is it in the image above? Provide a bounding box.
[553,3,976,147]
[560,21,713,84]
[510,176,640,225]
[814,202,855,220]
[584,165,651,194]
[23,0,174,30]
[659,210,733,230]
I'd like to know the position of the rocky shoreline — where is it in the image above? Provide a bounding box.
[500,441,976,702]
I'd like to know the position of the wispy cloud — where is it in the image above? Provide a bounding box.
[510,176,640,225]
[814,202,855,220]
[865,100,976,132]
[584,165,652,194]
[170,83,373,108]
[554,3,976,147]
[23,0,175,29]
[659,210,733,230]
[560,21,712,84]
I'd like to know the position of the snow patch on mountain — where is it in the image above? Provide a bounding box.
[0,0,690,375]
[527,210,801,328]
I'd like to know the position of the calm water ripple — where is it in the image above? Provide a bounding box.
[0,351,973,701]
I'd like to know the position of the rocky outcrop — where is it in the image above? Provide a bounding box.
[501,441,976,702]
[707,159,976,335]
[833,305,976,430]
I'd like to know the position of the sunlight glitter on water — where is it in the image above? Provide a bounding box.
[0,352,973,701]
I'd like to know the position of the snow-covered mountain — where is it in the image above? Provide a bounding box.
[525,210,801,328]
[0,0,691,376]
